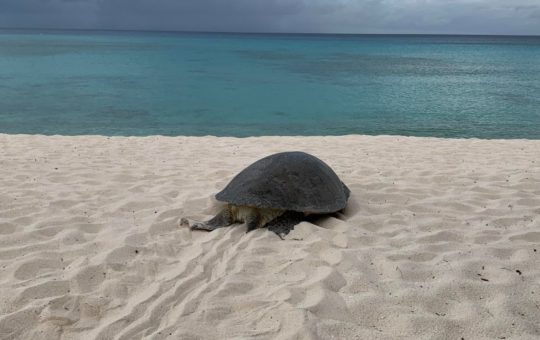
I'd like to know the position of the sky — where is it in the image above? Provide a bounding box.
[1,0,539,35]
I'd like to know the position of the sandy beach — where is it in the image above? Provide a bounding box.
[0,134,539,339]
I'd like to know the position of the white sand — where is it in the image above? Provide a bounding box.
[0,134,539,340]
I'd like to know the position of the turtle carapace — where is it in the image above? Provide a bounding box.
[181,151,350,238]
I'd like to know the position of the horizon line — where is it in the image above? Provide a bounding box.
[1,27,539,38]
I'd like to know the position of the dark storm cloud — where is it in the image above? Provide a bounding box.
[0,0,98,28]
[1,0,539,35]
[95,0,308,32]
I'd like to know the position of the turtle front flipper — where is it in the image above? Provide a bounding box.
[265,211,305,239]
[182,207,234,231]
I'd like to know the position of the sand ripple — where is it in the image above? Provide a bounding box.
[0,134,539,339]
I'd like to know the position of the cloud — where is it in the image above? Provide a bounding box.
[0,0,98,29]
[0,0,539,35]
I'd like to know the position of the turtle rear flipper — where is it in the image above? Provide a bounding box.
[266,211,305,239]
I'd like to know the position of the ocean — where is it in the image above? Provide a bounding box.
[1,29,539,138]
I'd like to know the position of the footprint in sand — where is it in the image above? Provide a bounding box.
[73,264,107,293]
[14,258,64,280]
[0,222,17,234]
[15,280,71,308]
[510,231,540,243]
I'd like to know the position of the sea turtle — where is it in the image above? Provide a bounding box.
[181,151,350,238]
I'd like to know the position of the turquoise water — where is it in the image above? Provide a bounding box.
[1,30,539,138]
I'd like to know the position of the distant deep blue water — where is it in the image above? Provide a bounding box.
[1,30,539,138]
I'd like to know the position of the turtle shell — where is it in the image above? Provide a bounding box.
[215,151,350,214]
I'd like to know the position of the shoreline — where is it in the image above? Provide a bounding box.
[3,132,540,140]
[1,134,539,339]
